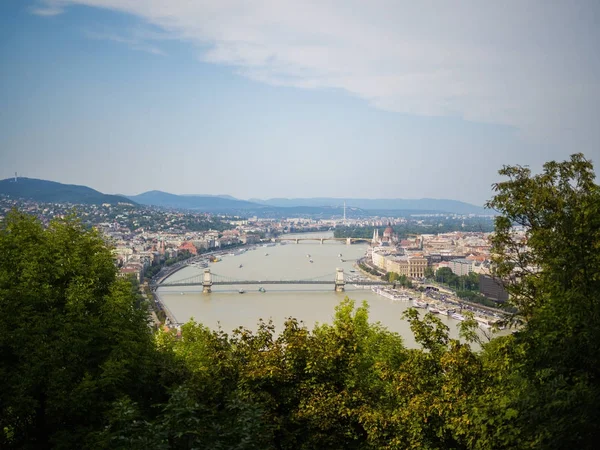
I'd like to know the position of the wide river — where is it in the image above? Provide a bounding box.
[158,231,485,348]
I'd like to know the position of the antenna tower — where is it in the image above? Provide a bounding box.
[343,201,347,225]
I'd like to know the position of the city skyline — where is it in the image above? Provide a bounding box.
[1,0,599,205]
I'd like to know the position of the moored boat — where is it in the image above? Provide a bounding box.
[428,305,441,314]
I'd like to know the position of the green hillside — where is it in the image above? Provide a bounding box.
[0,177,135,205]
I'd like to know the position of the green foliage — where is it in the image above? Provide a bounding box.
[0,211,160,448]
[434,267,479,291]
[358,262,381,276]
[164,250,192,267]
[424,265,435,279]
[486,153,600,448]
[334,219,494,239]
[384,272,413,288]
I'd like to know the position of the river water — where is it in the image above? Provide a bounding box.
[158,232,486,348]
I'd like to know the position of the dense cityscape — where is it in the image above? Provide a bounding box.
[0,194,503,305]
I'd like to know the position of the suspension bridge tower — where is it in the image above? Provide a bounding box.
[202,268,213,293]
[334,267,345,292]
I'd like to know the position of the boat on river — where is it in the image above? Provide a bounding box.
[238,289,245,294]
[428,304,441,314]
[258,287,266,293]
[372,287,411,302]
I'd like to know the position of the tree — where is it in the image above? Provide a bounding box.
[424,266,434,280]
[435,267,457,287]
[0,211,160,448]
[486,153,600,448]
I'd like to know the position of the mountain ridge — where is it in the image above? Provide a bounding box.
[0,178,135,205]
[247,197,489,215]
[0,178,490,215]
[126,191,259,211]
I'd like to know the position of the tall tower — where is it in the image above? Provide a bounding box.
[343,201,346,225]
[14,172,17,182]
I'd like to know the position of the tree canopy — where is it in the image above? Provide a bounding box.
[0,211,161,448]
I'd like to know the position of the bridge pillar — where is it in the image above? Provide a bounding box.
[295,239,299,244]
[346,237,351,245]
[202,268,213,293]
[334,267,345,292]
[320,238,324,244]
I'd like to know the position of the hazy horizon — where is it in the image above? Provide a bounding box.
[2,1,599,205]
[1,176,490,206]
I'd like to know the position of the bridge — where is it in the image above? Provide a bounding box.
[273,237,372,245]
[152,268,392,293]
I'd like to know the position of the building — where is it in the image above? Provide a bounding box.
[372,250,428,279]
[386,255,428,278]
[449,258,473,276]
[240,233,259,244]
[178,241,198,255]
[371,250,388,269]
[479,274,509,303]
[371,223,398,247]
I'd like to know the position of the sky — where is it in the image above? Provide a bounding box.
[1,0,599,205]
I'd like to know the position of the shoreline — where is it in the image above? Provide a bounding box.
[354,257,507,320]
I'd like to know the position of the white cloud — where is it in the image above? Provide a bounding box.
[33,0,600,141]
[84,30,166,55]
[30,3,65,16]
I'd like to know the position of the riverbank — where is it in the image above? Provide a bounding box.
[354,257,508,322]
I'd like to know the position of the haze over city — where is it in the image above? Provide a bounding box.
[1,0,599,205]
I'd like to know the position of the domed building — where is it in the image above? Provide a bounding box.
[383,223,394,241]
[372,222,398,246]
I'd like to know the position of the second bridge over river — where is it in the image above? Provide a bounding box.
[153,268,393,293]
[273,237,371,245]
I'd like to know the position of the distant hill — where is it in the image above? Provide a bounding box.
[127,191,260,212]
[0,177,489,216]
[250,197,489,215]
[0,178,135,205]
[130,191,488,215]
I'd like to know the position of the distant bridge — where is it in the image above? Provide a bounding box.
[151,268,392,293]
[273,237,372,245]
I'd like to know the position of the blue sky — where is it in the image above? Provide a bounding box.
[1,0,599,205]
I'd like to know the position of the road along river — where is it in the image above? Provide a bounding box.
[157,232,498,348]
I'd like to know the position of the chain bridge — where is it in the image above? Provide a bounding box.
[152,268,392,293]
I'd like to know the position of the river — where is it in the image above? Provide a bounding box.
[158,231,493,348]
